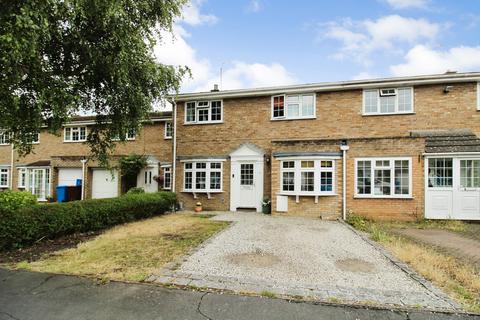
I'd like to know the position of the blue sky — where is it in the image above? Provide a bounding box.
[154,0,480,93]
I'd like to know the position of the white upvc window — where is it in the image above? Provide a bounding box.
[363,87,413,115]
[64,126,87,142]
[184,100,223,124]
[164,122,173,139]
[355,157,412,198]
[17,168,27,188]
[0,168,9,188]
[27,167,51,200]
[0,131,11,145]
[279,159,335,196]
[126,129,136,140]
[163,166,172,190]
[183,161,223,192]
[271,93,316,120]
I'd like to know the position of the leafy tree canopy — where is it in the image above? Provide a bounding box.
[0,0,189,162]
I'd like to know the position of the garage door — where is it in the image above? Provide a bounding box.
[58,168,82,186]
[92,169,118,199]
[425,157,480,220]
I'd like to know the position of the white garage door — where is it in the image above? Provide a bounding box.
[58,168,82,186]
[92,169,118,199]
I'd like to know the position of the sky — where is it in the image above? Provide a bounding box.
[154,0,480,93]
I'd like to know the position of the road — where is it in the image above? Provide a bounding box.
[0,269,478,320]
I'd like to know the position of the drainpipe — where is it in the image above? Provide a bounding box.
[10,144,14,190]
[80,158,88,200]
[340,142,350,220]
[172,98,177,194]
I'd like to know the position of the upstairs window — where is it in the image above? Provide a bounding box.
[164,122,173,139]
[64,126,87,142]
[272,94,315,120]
[0,131,10,145]
[184,101,223,124]
[363,87,413,115]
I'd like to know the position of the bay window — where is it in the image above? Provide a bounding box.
[355,158,412,198]
[184,101,223,124]
[363,87,413,115]
[183,161,223,192]
[280,159,335,195]
[271,93,316,120]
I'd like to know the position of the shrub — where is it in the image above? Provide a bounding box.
[0,191,176,250]
[126,187,145,194]
[0,190,38,214]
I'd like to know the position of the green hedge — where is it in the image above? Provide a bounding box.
[0,190,38,214]
[0,191,176,250]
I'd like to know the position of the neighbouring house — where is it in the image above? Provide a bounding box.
[0,112,173,201]
[170,72,480,221]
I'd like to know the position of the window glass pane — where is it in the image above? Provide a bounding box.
[380,96,395,113]
[186,102,196,122]
[273,96,285,118]
[165,123,173,137]
[428,158,453,188]
[210,171,221,189]
[185,163,193,170]
[210,162,221,169]
[394,160,410,195]
[72,128,79,141]
[301,161,314,168]
[211,101,222,121]
[196,162,206,169]
[320,171,333,192]
[282,172,295,191]
[65,128,71,141]
[287,103,299,117]
[0,169,8,187]
[80,127,86,140]
[301,95,314,117]
[195,171,206,189]
[321,161,332,168]
[240,164,254,185]
[282,161,295,168]
[397,88,412,112]
[301,171,314,192]
[198,108,209,122]
[184,172,192,189]
[374,169,391,195]
[460,160,480,188]
[364,90,378,113]
[357,160,371,194]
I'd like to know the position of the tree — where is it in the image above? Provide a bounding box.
[0,0,188,162]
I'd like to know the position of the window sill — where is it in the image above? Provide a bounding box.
[271,116,316,121]
[164,137,172,140]
[182,190,223,193]
[354,195,413,199]
[183,121,224,126]
[63,140,87,143]
[277,192,337,197]
[362,112,415,117]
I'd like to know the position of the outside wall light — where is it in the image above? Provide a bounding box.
[444,85,453,93]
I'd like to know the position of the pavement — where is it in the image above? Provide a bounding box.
[1,268,479,320]
[151,212,458,311]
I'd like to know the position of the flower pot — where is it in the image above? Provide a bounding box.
[262,204,271,214]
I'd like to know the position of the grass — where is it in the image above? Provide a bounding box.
[260,290,277,298]
[10,214,229,282]
[346,214,480,313]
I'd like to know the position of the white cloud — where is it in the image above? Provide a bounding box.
[247,0,263,13]
[352,72,379,80]
[390,45,480,76]
[384,0,428,9]
[322,15,440,62]
[181,0,218,26]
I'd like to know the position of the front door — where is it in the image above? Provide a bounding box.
[231,161,263,212]
[238,163,256,208]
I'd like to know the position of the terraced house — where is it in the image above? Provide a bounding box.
[171,72,480,221]
[0,112,173,201]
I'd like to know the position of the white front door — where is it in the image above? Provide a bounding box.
[137,166,158,193]
[238,163,257,207]
[425,157,480,220]
[92,169,118,199]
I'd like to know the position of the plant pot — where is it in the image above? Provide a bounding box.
[262,204,271,214]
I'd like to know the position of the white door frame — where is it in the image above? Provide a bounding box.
[229,143,264,212]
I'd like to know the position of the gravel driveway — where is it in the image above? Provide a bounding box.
[152,212,458,311]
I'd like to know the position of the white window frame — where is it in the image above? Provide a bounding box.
[26,167,51,201]
[163,165,172,190]
[126,129,136,141]
[271,93,316,120]
[184,100,223,124]
[278,158,336,196]
[477,82,480,111]
[0,167,10,188]
[181,160,225,193]
[354,157,413,199]
[164,122,173,139]
[64,126,87,142]
[0,131,11,145]
[362,87,414,115]
[17,168,27,188]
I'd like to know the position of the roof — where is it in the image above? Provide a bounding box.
[411,129,480,153]
[171,71,480,101]
[26,160,51,167]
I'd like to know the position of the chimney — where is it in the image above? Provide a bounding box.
[211,84,219,92]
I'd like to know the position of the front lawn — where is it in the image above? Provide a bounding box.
[347,215,480,313]
[7,214,229,282]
